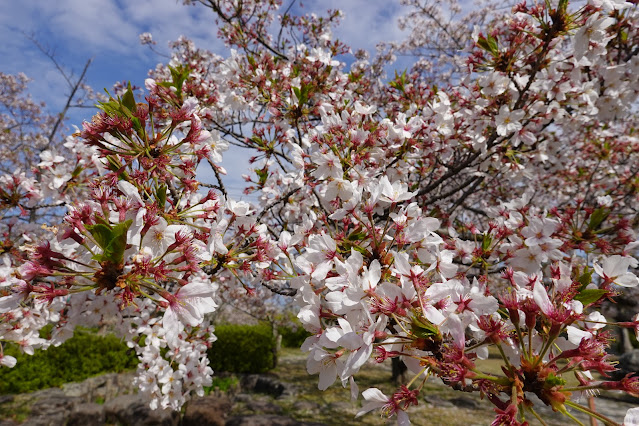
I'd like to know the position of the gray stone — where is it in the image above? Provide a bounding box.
[103,394,179,426]
[0,395,14,405]
[244,399,283,414]
[449,396,479,409]
[326,401,354,414]
[62,372,137,403]
[613,349,639,380]
[423,394,454,407]
[234,393,252,403]
[25,414,70,426]
[291,400,320,412]
[240,375,292,398]
[240,375,260,391]
[225,415,323,426]
[181,395,233,426]
[66,402,105,426]
[29,389,81,424]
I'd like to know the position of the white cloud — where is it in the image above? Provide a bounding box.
[1,0,409,108]
[329,1,407,52]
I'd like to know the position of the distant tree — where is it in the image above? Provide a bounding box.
[0,39,94,253]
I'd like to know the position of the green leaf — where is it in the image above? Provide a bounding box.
[167,65,190,100]
[411,316,441,340]
[70,165,83,179]
[577,268,593,290]
[130,117,142,135]
[97,100,121,116]
[587,208,609,231]
[87,224,113,252]
[347,228,367,241]
[350,245,369,257]
[292,87,302,103]
[574,288,607,306]
[389,70,408,92]
[557,0,569,14]
[348,71,362,83]
[255,167,268,185]
[299,84,311,105]
[545,372,566,388]
[106,220,131,263]
[121,83,137,114]
[250,136,265,148]
[156,185,167,208]
[482,233,493,251]
[86,220,132,264]
[97,86,140,131]
[477,34,499,56]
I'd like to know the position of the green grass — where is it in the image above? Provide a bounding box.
[265,348,498,426]
[204,375,239,394]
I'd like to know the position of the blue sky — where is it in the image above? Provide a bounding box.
[1,0,408,198]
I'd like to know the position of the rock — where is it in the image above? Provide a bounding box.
[254,377,285,397]
[291,400,320,412]
[613,349,639,380]
[240,375,260,392]
[240,375,293,398]
[0,395,14,405]
[234,393,252,403]
[62,372,137,403]
[66,402,105,426]
[29,389,81,425]
[449,396,479,409]
[103,394,179,426]
[226,415,324,426]
[27,412,70,425]
[423,394,454,407]
[244,399,283,414]
[63,377,101,399]
[326,401,352,412]
[181,395,233,426]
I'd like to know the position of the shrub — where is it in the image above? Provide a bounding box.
[278,324,312,348]
[203,375,239,394]
[208,323,276,374]
[0,329,137,394]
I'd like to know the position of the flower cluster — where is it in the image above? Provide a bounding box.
[1,0,639,423]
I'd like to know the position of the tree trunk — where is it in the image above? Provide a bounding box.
[391,358,407,385]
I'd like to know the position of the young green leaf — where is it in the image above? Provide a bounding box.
[574,288,607,306]
[86,220,132,264]
[156,185,167,208]
[121,83,137,114]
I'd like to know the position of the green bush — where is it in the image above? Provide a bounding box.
[203,375,239,394]
[278,324,312,348]
[0,329,137,394]
[208,323,276,374]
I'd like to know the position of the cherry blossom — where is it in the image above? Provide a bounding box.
[594,255,639,287]
[1,0,639,423]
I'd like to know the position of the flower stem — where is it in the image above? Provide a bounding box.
[564,400,620,426]
[527,405,548,426]
[406,366,428,388]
